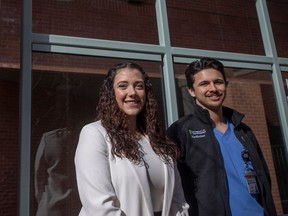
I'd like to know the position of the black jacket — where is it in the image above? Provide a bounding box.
[167,105,277,216]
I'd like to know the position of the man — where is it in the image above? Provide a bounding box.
[167,57,277,216]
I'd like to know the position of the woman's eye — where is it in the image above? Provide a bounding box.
[136,84,144,89]
[118,84,127,89]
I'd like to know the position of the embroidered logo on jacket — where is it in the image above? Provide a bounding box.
[188,129,206,138]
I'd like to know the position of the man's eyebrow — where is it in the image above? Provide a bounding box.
[198,80,210,84]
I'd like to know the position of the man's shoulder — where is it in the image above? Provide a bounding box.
[41,128,72,142]
[168,113,204,133]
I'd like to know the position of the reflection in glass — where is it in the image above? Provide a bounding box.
[32,71,99,216]
[32,0,158,44]
[271,72,288,213]
[167,0,264,54]
[0,69,19,216]
[267,0,288,57]
[31,53,166,215]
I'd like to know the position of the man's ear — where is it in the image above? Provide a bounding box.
[187,87,196,97]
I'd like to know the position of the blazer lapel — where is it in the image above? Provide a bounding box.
[126,135,175,216]
[127,160,154,216]
[162,161,175,216]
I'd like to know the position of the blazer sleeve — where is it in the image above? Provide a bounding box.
[74,124,124,216]
[170,163,189,216]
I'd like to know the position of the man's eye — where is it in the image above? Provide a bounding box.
[199,82,209,86]
[215,80,225,85]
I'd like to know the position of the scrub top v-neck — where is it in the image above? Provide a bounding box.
[213,120,264,216]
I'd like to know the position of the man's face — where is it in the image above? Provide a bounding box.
[188,68,227,112]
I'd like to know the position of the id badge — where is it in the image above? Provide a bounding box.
[245,172,259,194]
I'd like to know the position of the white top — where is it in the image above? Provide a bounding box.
[75,121,189,216]
[140,137,165,212]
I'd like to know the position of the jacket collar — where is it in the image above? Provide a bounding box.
[192,104,245,127]
[222,106,245,126]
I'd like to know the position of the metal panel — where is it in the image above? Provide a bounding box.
[174,57,272,71]
[32,44,162,61]
[256,0,288,161]
[155,0,179,125]
[281,66,288,72]
[20,0,32,215]
[32,33,166,55]
[172,47,274,64]
[279,57,288,66]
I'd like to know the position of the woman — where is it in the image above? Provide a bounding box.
[75,62,189,216]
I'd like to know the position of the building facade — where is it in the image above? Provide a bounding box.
[0,0,288,215]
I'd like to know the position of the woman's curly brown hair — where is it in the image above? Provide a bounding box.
[95,62,179,165]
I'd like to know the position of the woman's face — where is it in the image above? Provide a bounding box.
[113,68,146,119]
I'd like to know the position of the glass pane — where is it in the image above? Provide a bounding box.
[267,0,288,57]
[276,72,288,213]
[167,0,264,55]
[0,1,21,67]
[0,68,19,216]
[173,63,284,214]
[30,52,165,215]
[32,0,158,44]
[1,1,21,215]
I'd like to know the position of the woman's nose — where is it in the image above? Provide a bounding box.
[128,86,136,95]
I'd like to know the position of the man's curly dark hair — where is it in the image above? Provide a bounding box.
[95,62,179,165]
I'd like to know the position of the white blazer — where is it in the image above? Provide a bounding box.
[75,121,189,216]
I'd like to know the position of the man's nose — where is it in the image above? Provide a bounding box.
[209,82,217,90]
